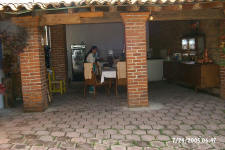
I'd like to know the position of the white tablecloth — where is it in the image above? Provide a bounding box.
[101,70,116,83]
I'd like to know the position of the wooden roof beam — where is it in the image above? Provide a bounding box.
[151,9,225,21]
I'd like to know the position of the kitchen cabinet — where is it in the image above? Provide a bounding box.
[163,61,219,90]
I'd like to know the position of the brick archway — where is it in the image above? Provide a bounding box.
[10,12,224,112]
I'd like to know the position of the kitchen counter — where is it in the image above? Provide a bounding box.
[163,61,219,90]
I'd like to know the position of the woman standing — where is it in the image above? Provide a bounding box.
[84,46,98,93]
[85,46,97,63]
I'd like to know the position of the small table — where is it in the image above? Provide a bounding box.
[101,68,116,83]
[101,68,116,95]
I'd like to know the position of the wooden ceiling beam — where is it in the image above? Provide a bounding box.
[151,9,225,21]
[80,12,122,24]
[78,12,103,18]
[39,12,103,26]
[40,13,80,26]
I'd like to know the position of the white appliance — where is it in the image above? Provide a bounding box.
[147,59,164,82]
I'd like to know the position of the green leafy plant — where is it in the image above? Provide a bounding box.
[0,20,28,54]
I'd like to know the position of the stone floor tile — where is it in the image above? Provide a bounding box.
[119,130,132,135]
[179,124,192,130]
[111,134,125,140]
[21,131,35,135]
[71,137,86,144]
[93,143,109,150]
[30,146,48,150]
[95,133,110,139]
[189,130,203,136]
[0,138,10,144]
[59,141,75,149]
[161,130,174,136]
[51,132,65,137]
[133,130,146,135]
[82,132,95,138]
[35,131,49,136]
[104,129,118,135]
[111,145,126,150]
[39,136,53,142]
[125,125,137,130]
[0,143,12,150]
[102,139,118,146]
[98,125,111,129]
[11,144,30,150]
[141,135,155,141]
[127,146,143,150]
[150,141,165,148]
[144,147,159,150]
[176,130,189,136]
[156,135,171,141]
[147,130,160,136]
[25,139,44,146]
[126,135,141,141]
[76,128,89,133]
[76,143,93,150]
[66,132,80,138]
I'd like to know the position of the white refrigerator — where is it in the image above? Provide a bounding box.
[147,59,164,82]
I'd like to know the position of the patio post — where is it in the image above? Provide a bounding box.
[11,16,48,112]
[120,12,150,107]
[220,19,225,99]
[50,25,68,81]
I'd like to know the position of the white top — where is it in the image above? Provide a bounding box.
[86,53,95,63]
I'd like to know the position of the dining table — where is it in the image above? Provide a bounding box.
[100,67,116,95]
[101,67,116,83]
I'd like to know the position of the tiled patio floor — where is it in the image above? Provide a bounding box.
[0,82,225,150]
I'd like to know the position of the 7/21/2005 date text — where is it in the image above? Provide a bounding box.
[172,137,216,144]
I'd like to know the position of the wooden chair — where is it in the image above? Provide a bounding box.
[48,68,66,95]
[84,63,104,97]
[2,78,12,108]
[116,61,127,96]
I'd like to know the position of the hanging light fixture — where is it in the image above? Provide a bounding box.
[149,15,154,20]
[149,10,154,21]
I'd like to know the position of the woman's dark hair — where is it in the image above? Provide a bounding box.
[84,46,97,62]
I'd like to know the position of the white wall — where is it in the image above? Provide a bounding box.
[66,23,125,80]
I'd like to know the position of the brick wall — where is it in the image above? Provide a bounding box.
[121,12,149,107]
[50,25,68,81]
[200,20,220,64]
[11,16,48,112]
[149,21,191,58]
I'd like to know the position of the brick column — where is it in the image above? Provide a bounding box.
[220,19,225,99]
[121,12,150,107]
[12,16,48,112]
[50,25,67,81]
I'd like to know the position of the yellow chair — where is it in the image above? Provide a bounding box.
[48,68,66,95]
